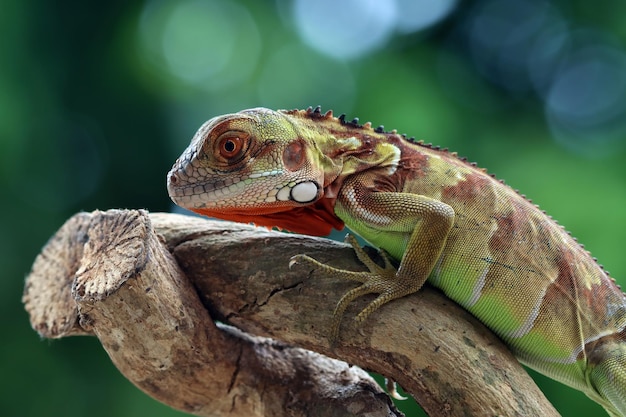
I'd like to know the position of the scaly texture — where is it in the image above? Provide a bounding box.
[167,106,626,416]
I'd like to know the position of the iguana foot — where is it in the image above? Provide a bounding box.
[290,234,415,344]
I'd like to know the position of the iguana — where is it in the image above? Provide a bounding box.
[167,106,626,416]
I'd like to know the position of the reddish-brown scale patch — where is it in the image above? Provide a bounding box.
[543,248,580,306]
[323,168,350,199]
[584,272,626,322]
[489,217,513,255]
[282,139,305,171]
[442,172,492,202]
[488,199,526,254]
[389,135,430,178]
[373,173,401,193]
[553,246,623,318]
[541,246,624,359]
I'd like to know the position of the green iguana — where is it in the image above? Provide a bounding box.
[167,106,626,416]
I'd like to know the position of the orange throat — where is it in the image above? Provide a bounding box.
[191,198,343,236]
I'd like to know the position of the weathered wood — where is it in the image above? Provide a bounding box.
[23,209,398,417]
[23,209,561,417]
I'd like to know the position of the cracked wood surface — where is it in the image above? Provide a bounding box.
[23,209,560,417]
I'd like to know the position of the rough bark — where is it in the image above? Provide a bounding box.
[23,209,561,417]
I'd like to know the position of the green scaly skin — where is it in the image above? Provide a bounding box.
[167,106,626,416]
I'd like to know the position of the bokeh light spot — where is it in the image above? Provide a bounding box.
[138,0,260,91]
[467,0,562,94]
[161,1,234,82]
[526,22,570,96]
[546,44,626,155]
[395,0,458,34]
[292,0,397,60]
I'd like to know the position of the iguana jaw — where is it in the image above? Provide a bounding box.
[168,168,344,235]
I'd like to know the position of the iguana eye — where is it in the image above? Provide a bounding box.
[215,133,249,161]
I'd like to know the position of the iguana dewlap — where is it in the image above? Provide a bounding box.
[167,106,626,416]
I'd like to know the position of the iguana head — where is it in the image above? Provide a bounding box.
[167,107,345,235]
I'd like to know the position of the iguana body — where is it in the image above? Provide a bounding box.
[167,106,626,416]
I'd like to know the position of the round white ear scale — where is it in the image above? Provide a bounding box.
[291,181,319,203]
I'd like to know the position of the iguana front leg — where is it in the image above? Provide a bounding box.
[291,234,400,341]
[292,185,455,343]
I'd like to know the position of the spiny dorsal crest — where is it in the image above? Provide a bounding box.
[282,105,475,163]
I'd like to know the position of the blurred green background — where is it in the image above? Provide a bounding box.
[3,0,626,416]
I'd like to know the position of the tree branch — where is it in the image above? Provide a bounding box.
[23,209,560,417]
